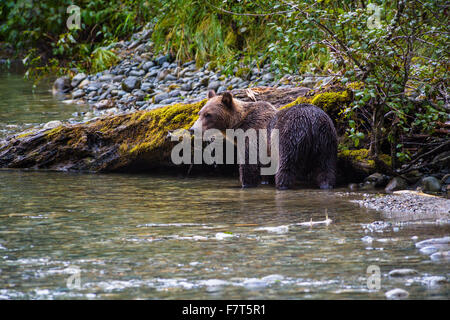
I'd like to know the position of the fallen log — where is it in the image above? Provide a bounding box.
[0,86,387,182]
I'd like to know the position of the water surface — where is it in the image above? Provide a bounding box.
[0,171,448,299]
[0,71,87,138]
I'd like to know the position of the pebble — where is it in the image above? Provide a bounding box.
[385,288,409,299]
[72,89,85,99]
[154,92,169,104]
[388,269,418,277]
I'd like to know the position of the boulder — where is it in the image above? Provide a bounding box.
[71,73,87,88]
[420,176,441,193]
[52,77,72,95]
[122,76,141,92]
[385,177,408,193]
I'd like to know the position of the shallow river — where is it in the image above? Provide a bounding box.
[0,70,448,299]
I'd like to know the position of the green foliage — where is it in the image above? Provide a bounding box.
[0,0,159,74]
[90,47,119,72]
[1,0,448,169]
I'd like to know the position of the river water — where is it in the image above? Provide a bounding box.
[0,71,448,299]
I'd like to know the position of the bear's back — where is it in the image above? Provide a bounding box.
[269,103,336,135]
[238,101,277,131]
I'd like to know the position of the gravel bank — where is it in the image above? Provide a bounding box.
[353,191,450,220]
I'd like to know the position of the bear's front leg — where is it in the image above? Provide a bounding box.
[239,164,261,188]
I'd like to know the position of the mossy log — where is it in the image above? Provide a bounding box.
[0,86,388,182]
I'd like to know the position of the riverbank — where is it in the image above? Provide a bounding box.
[52,24,334,122]
[354,191,450,220]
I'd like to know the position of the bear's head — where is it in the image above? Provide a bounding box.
[189,90,240,133]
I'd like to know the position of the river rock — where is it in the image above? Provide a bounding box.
[301,76,318,88]
[52,76,72,95]
[385,177,408,193]
[154,92,169,104]
[141,82,154,92]
[388,269,418,277]
[165,74,177,81]
[122,76,141,92]
[71,73,87,87]
[43,120,63,130]
[364,173,390,188]
[207,80,220,91]
[419,245,447,255]
[180,83,192,91]
[385,288,409,299]
[132,89,146,101]
[78,79,90,89]
[403,170,423,184]
[415,237,450,248]
[98,74,113,82]
[155,54,169,66]
[262,73,274,82]
[430,251,450,262]
[142,61,155,71]
[130,69,146,77]
[420,176,441,193]
[157,69,170,81]
[200,76,209,86]
[169,90,181,98]
[72,89,85,99]
[93,99,113,110]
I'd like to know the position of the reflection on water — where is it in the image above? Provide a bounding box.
[0,71,87,138]
[0,171,448,299]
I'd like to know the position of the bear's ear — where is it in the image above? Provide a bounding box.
[207,90,216,99]
[221,91,233,109]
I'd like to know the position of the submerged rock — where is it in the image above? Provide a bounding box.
[388,269,418,277]
[385,288,409,299]
[415,237,450,248]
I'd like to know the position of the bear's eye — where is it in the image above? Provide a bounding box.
[204,113,211,119]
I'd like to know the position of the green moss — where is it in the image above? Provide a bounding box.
[125,99,206,157]
[347,82,364,90]
[16,130,36,139]
[310,90,351,113]
[45,126,64,139]
[378,154,392,168]
[338,148,375,168]
[280,96,313,110]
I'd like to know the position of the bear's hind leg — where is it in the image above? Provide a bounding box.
[239,164,261,188]
[313,155,336,189]
[275,146,298,190]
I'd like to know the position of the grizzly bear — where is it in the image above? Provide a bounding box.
[190,90,337,190]
[267,104,337,189]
